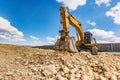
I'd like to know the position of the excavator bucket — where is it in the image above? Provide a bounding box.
[55,37,78,52]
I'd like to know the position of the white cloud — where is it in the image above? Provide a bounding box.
[95,0,111,6]
[88,28,120,43]
[30,35,44,46]
[30,36,59,46]
[97,40,110,43]
[88,28,115,39]
[97,37,120,43]
[106,2,120,25]
[46,36,59,45]
[0,17,25,42]
[87,20,96,26]
[56,0,86,11]
[46,37,56,41]
[30,35,39,41]
[111,37,120,43]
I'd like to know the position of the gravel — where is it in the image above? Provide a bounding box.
[0,44,120,80]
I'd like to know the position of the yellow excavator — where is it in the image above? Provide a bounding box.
[55,6,98,55]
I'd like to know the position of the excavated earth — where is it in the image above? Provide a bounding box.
[0,44,120,80]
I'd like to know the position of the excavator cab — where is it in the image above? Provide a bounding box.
[77,31,98,54]
[84,32,92,44]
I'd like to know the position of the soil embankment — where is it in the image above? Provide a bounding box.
[0,44,120,80]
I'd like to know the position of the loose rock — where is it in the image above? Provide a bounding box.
[0,44,120,80]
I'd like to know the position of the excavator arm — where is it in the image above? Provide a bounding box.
[60,6,84,45]
[55,6,78,52]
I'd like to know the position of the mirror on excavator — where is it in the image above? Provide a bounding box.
[55,6,98,55]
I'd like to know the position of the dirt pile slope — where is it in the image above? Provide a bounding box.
[0,44,120,80]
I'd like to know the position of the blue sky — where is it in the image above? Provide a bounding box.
[0,0,120,45]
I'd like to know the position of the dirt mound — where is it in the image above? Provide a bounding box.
[0,44,120,80]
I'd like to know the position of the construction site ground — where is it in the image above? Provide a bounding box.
[0,44,120,80]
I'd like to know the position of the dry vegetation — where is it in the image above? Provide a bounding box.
[0,44,120,80]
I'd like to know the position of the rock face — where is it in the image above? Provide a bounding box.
[0,44,120,80]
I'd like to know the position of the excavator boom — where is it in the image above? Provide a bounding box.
[68,14,84,45]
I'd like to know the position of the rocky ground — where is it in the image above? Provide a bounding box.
[0,44,120,80]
